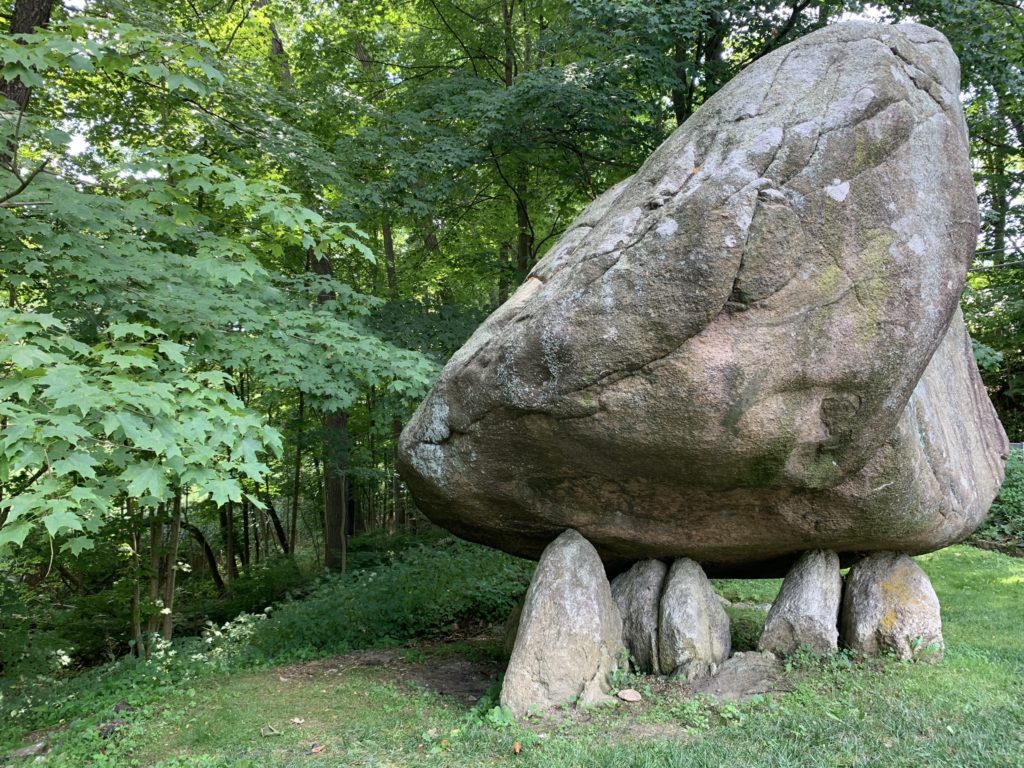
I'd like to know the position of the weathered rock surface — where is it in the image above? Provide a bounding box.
[759,550,842,654]
[611,559,668,674]
[690,651,787,702]
[500,530,624,715]
[839,552,944,660]
[398,21,1007,576]
[658,559,731,679]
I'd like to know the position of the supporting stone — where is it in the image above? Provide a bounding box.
[611,559,668,674]
[500,530,625,715]
[839,552,944,661]
[658,558,731,680]
[758,550,842,655]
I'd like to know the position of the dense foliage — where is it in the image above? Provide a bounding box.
[1,0,1023,690]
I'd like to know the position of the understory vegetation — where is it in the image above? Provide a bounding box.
[0,543,1021,767]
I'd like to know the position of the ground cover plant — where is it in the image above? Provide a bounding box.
[0,543,1020,767]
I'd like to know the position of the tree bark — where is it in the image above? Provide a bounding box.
[1,0,54,167]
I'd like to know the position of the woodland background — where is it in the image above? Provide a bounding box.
[0,0,1022,677]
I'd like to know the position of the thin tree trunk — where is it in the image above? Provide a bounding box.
[515,186,533,282]
[253,506,262,564]
[161,493,182,642]
[222,501,238,582]
[289,391,304,553]
[183,521,226,594]
[392,418,405,531]
[311,249,349,571]
[382,218,398,300]
[145,512,163,642]
[323,410,348,571]
[241,495,251,569]
[262,483,291,555]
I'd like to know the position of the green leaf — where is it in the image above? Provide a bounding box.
[62,536,95,555]
[0,519,31,549]
[52,451,98,479]
[205,477,242,506]
[121,462,169,500]
[43,509,84,537]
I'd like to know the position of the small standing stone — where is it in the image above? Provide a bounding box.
[658,558,731,680]
[759,550,842,655]
[840,552,944,661]
[500,530,625,715]
[611,559,668,674]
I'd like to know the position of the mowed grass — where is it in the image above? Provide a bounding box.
[10,545,1024,767]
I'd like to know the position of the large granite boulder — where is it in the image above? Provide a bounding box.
[500,530,624,715]
[398,22,1007,576]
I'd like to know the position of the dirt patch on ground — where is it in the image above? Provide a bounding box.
[276,627,504,707]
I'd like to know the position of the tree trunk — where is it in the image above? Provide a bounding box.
[253,505,261,563]
[323,410,349,571]
[129,511,144,658]
[289,391,304,553]
[392,418,405,530]
[311,249,350,571]
[1,0,54,112]
[221,502,238,582]
[160,494,182,642]
[515,185,533,282]
[145,513,163,643]
[1,0,54,166]
[241,495,251,569]
[262,483,291,555]
[183,521,226,595]
[382,217,398,300]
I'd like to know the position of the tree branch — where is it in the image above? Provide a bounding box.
[0,159,49,205]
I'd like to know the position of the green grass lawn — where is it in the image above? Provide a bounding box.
[4,545,1023,767]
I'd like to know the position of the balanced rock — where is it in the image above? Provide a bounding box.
[840,552,944,660]
[398,21,1007,576]
[759,550,842,655]
[658,559,731,680]
[500,530,624,715]
[611,559,668,674]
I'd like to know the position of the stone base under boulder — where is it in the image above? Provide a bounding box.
[500,530,624,716]
[759,550,842,655]
[839,552,944,661]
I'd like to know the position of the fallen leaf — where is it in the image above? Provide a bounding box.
[616,689,643,703]
[291,718,305,725]
[513,741,522,755]
[260,725,281,738]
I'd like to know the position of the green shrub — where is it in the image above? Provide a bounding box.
[248,538,534,661]
[974,449,1024,541]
